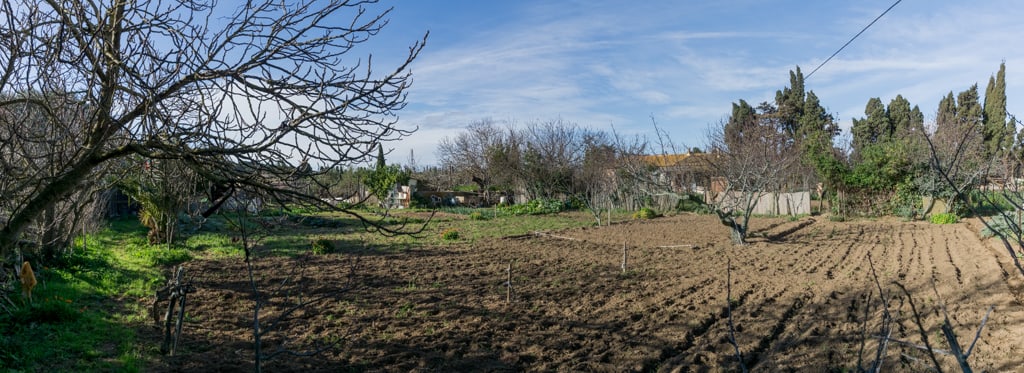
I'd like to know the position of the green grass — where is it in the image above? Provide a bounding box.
[194,208,631,256]
[0,218,172,372]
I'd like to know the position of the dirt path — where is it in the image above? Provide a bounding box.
[150,214,1024,372]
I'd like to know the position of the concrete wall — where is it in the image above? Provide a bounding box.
[715,191,810,215]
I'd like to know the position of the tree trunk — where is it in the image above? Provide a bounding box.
[0,156,104,257]
[716,210,747,245]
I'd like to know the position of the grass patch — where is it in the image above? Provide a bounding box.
[224,209,628,256]
[632,207,660,219]
[0,218,167,372]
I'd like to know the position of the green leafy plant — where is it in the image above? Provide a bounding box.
[311,238,335,255]
[929,212,959,225]
[890,180,922,219]
[980,214,1022,238]
[468,211,487,221]
[440,228,460,241]
[364,145,411,208]
[675,193,710,214]
[497,199,564,216]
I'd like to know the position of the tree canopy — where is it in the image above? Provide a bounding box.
[0,0,426,256]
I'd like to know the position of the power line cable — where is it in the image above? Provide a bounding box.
[806,0,902,79]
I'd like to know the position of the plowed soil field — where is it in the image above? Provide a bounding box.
[151,214,1024,372]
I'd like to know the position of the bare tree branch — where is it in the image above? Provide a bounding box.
[0,0,428,257]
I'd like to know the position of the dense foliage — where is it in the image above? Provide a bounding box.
[930,212,959,225]
[497,199,566,216]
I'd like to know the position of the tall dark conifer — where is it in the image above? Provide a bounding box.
[851,97,887,156]
[725,99,757,150]
[934,91,958,142]
[775,66,806,138]
[983,62,1010,157]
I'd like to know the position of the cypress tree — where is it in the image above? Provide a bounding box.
[851,97,887,156]
[799,91,835,136]
[725,99,757,150]
[934,91,958,142]
[775,66,806,138]
[887,95,913,139]
[956,84,983,138]
[983,62,1009,157]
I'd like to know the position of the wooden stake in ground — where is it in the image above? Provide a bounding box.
[506,261,513,304]
[621,241,628,273]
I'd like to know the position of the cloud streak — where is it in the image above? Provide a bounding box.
[385,0,1024,165]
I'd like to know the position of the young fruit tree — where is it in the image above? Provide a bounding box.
[0,0,426,257]
[705,114,798,245]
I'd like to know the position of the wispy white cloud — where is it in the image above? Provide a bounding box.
[389,0,1024,164]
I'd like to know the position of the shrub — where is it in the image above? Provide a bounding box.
[632,207,660,219]
[311,238,335,255]
[497,199,564,216]
[930,212,959,225]
[468,211,487,221]
[675,193,709,214]
[890,181,922,219]
[440,228,460,241]
[980,214,1020,238]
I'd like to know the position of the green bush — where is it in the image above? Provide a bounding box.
[311,238,335,255]
[980,214,1021,238]
[676,193,709,213]
[890,181,922,219]
[468,211,487,221]
[930,212,959,225]
[497,199,564,216]
[440,228,460,240]
[632,207,660,219]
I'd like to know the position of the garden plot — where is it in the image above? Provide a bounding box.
[150,214,1024,372]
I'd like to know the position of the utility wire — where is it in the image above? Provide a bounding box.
[806,0,902,79]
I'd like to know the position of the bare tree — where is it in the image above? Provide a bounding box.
[518,119,588,200]
[605,122,679,214]
[705,117,799,244]
[576,131,617,225]
[0,91,110,260]
[0,0,427,257]
[926,115,1024,278]
[921,117,991,214]
[436,119,520,203]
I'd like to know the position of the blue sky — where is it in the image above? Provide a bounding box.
[356,0,1024,166]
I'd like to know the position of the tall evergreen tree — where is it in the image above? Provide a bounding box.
[934,91,958,142]
[887,95,924,138]
[775,66,806,138]
[799,91,838,137]
[725,99,757,150]
[851,97,888,156]
[376,144,386,170]
[983,62,1010,157]
[956,85,984,143]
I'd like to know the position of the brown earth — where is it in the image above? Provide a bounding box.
[148,214,1024,372]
